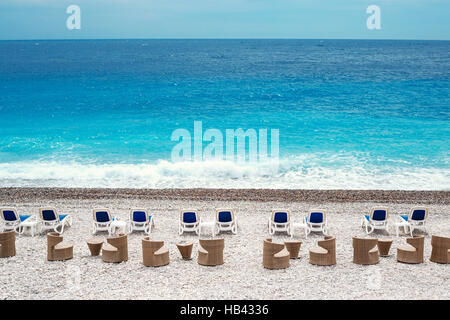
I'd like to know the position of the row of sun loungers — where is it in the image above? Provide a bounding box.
[1,230,448,266]
[0,207,72,236]
[0,207,432,239]
[269,207,428,238]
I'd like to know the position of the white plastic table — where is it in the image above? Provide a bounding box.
[290,222,309,238]
[20,219,40,237]
[109,220,127,235]
[395,220,409,237]
[199,220,216,236]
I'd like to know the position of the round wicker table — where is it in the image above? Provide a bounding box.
[378,238,393,256]
[86,237,104,256]
[284,241,302,259]
[176,241,194,260]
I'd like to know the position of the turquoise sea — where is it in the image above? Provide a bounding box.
[0,39,448,189]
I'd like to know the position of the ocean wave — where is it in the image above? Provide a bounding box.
[0,157,448,190]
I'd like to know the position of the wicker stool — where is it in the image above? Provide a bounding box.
[47,232,73,261]
[352,237,379,265]
[198,238,224,266]
[102,233,128,263]
[142,237,169,267]
[0,230,16,258]
[86,237,104,256]
[430,235,450,264]
[284,241,302,259]
[397,235,424,264]
[176,240,194,260]
[309,236,336,266]
[378,238,393,257]
[263,238,290,269]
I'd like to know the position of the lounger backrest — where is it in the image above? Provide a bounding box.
[272,210,289,223]
[40,208,58,222]
[181,210,198,223]
[216,209,233,223]
[308,210,325,224]
[93,209,111,223]
[370,207,388,221]
[410,207,427,221]
[0,208,19,222]
[131,210,148,222]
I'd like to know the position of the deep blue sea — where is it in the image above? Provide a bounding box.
[0,39,448,189]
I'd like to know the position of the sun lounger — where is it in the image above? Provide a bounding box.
[398,207,428,236]
[1,207,37,235]
[129,209,154,235]
[362,207,389,234]
[92,209,115,234]
[215,209,237,235]
[179,209,200,235]
[306,210,327,235]
[268,210,291,235]
[39,207,73,234]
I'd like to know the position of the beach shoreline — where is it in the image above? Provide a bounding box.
[0,187,448,203]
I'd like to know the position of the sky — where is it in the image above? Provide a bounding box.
[0,0,449,40]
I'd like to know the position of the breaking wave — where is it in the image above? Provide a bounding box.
[0,155,448,190]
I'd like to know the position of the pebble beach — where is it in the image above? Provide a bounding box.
[0,188,449,300]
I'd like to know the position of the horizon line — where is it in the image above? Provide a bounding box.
[1,37,449,42]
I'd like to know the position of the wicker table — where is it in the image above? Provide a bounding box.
[176,241,194,260]
[284,241,302,259]
[378,238,393,256]
[86,237,104,256]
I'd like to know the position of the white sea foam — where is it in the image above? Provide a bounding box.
[0,157,448,190]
